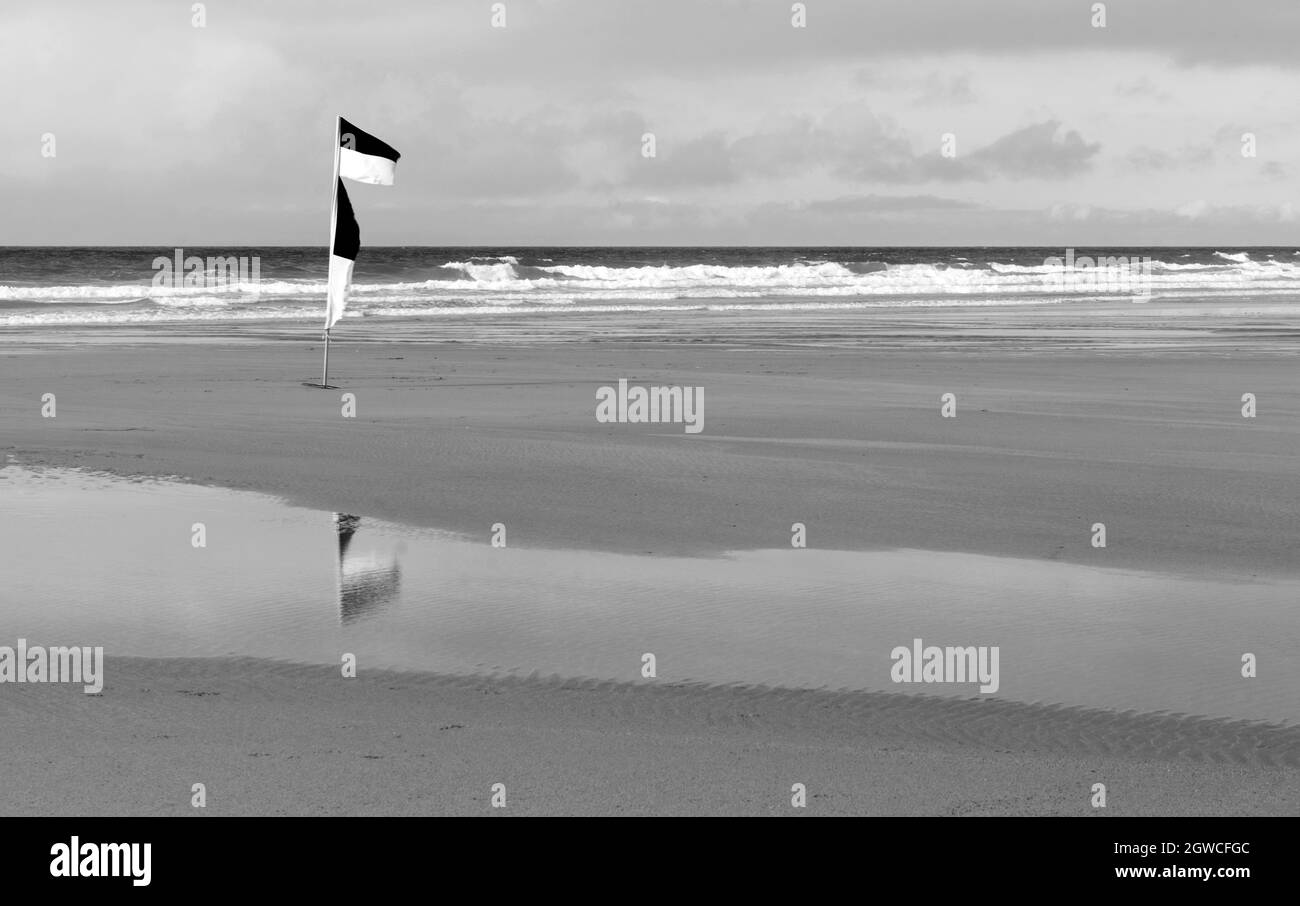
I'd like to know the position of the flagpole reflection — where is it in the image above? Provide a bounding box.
[333,513,401,624]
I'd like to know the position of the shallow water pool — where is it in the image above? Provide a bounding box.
[1,463,1296,724]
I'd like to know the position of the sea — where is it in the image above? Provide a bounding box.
[2,246,1298,328]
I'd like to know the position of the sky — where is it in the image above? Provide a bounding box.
[3,0,1299,245]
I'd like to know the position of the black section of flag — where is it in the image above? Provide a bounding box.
[339,118,401,163]
[332,180,360,261]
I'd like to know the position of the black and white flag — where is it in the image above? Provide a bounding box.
[326,117,401,330]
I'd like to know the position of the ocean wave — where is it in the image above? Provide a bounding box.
[0,294,1095,327]
[0,280,316,302]
[3,250,1299,326]
[7,262,1300,303]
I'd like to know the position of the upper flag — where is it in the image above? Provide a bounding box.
[338,117,401,186]
[326,117,401,330]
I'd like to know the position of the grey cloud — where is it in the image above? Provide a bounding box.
[1214,124,1257,142]
[800,194,981,214]
[6,1,1296,245]
[625,113,1101,188]
[915,73,977,106]
[1126,144,1215,172]
[242,0,1300,76]
[44,0,1295,92]
[1127,147,1175,171]
[1114,77,1171,100]
[628,132,739,188]
[581,110,651,144]
[851,69,976,105]
[421,113,582,198]
[948,121,1101,181]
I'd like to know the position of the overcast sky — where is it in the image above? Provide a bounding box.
[4,0,1299,245]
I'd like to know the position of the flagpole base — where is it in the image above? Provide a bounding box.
[301,382,340,390]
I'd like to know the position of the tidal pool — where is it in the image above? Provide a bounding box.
[1,463,1296,724]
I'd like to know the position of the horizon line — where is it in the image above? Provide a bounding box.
[3,244,1298,250]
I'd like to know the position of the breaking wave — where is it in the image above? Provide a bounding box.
[2,249,1297,326]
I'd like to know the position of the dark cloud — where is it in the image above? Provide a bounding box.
[949,121,1101,180]
[31,0,1291,94]
[622,113,1101,188]
[627,132,739,188]
[227,0,1300,77]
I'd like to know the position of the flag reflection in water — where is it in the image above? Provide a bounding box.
[334,514,401,624]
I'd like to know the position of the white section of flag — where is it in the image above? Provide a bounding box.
[339,147,397,186]
[325,254,355,330]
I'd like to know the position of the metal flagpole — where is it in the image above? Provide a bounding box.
[316,115,342,389]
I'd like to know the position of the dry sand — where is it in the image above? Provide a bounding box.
[2,308,1298,815]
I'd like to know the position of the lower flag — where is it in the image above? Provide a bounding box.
[325,178,361,331]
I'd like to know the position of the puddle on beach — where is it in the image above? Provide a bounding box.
[1,463,1297,725]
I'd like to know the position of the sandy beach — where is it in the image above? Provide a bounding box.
[4,307,1299,574]
[2,308,1299,815]
[2,656,1297,817]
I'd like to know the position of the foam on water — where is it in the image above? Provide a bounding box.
[2,246,1298,327]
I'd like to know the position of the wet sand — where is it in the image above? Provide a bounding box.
[2,308,1298,815]
[2,657,1297,816]
[3,310,1299,576]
